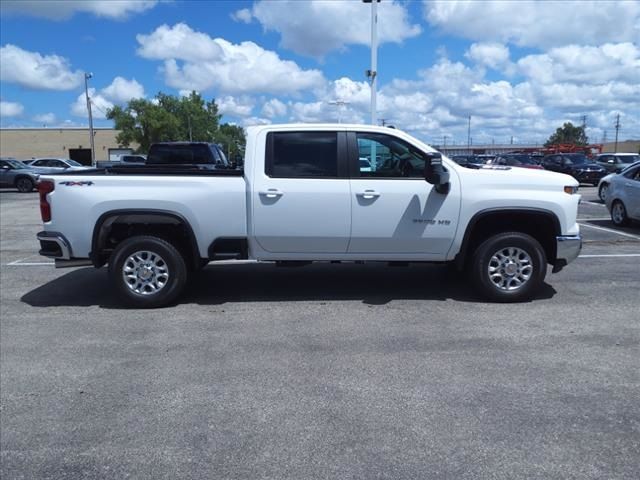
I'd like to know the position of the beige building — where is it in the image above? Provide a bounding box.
[0,128,139,165]
[602,140,640,154]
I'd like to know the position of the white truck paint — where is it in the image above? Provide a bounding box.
[36,124,582,306]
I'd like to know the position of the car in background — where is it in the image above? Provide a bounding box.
[596,161,640,202]
[0,158,40,192]
[120,154,147,164]
[487,154,544,170]
[594,153,640,174]
[449,155,484,169]
[359,157,372,172]
[541,153,607,185]
[24,158,91,171]
[95,154,147,169]
[605,162,640,226]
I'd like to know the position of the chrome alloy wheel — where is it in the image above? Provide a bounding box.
[122,250,169,295]
[612,202,626,224]
[488,247,533,291]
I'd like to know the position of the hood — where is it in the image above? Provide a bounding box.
[462,163,577,189]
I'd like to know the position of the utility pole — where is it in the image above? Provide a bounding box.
[187,115,193,141]
[364,0,379,125]
[602,130,607,144]
[84,72,95,165]
[443,135,447,149]
[467,115,471,152]
[581,114,588,144]
[614,114,621,152]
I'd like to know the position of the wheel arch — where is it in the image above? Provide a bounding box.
[90,209,202,269]
[455,208,561,270]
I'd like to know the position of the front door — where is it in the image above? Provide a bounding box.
[348,132,460,257]
[252,130,351,254]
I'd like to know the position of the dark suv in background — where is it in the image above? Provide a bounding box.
[541,153,607,185]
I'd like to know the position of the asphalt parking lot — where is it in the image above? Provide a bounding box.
[1,187,638,479]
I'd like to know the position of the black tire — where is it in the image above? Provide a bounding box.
[470,232,547,303]
[610,200,629,226]
[598,183,608,202]
[108,235,188,308]
[15,176,34,193]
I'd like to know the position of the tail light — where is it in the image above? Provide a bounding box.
[38,180,55,222]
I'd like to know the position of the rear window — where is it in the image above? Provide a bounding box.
[266,132,338,178]
[147,144,221,165]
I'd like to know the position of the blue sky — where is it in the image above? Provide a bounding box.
[1,0,639,146]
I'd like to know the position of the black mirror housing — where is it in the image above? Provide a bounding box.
[424,152,450,194]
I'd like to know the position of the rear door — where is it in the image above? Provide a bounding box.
[347,131,460,257]
[251,130,351,254]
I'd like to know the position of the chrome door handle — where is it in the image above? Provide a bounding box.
[357,190,381,199]
[259,188,284,198]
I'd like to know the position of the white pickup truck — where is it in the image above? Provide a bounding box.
[36,124,582,307]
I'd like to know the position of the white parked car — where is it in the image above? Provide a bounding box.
[605,162,640,226]
[36,124,582,307]
[26,158,91,171]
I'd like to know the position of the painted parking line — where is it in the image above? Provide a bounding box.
[578,222,640,240]
[581,201,606,207]
[578,254,640,258]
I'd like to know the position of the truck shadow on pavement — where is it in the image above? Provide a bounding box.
[21,262,557,309]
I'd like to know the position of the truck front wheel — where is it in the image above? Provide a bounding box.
[470,232,547,302]
[109,236,188,308]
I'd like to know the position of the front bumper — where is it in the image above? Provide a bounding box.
[553,234,582,273]
[574,171,606,184]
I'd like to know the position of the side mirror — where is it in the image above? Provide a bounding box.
[424,152,450,194]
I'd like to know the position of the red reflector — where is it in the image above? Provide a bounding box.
[38,180,55,222]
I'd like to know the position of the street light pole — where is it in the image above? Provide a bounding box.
[364,0,379,126]
[84,72,95,165]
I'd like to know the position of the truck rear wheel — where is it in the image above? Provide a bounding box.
[109,235,188,308]
[470,232,546,302]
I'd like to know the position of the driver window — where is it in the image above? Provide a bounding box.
[356,132,425,178]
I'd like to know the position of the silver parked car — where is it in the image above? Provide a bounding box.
[605,162,640,226]
[24,158,91,171]
[0,159,40,192]
[598,161,640,202]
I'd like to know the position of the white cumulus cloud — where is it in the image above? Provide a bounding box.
[465,42,512,71]
[261,98,287,118]
[33,112,56,124]
[136,23,326,95]
[70,88,114,119]
[0,100,24,117]
[0,44,83,90]
[1,0,159,20]
[217,95,255,117]
[101,76,145,103]
[249,0,421,58]
[231,8,252,24]
[424,0,640,49]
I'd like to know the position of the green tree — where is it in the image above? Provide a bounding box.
[107,91,225,153]
[214,123,246,164]
[544,122,588,147]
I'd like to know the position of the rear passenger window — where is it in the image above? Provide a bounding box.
[266,132,338,178]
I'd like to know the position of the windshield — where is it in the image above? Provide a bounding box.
[3,160,29,169]
[565,154,588,164]
[619,155,639,164]
[66,159,82,167]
